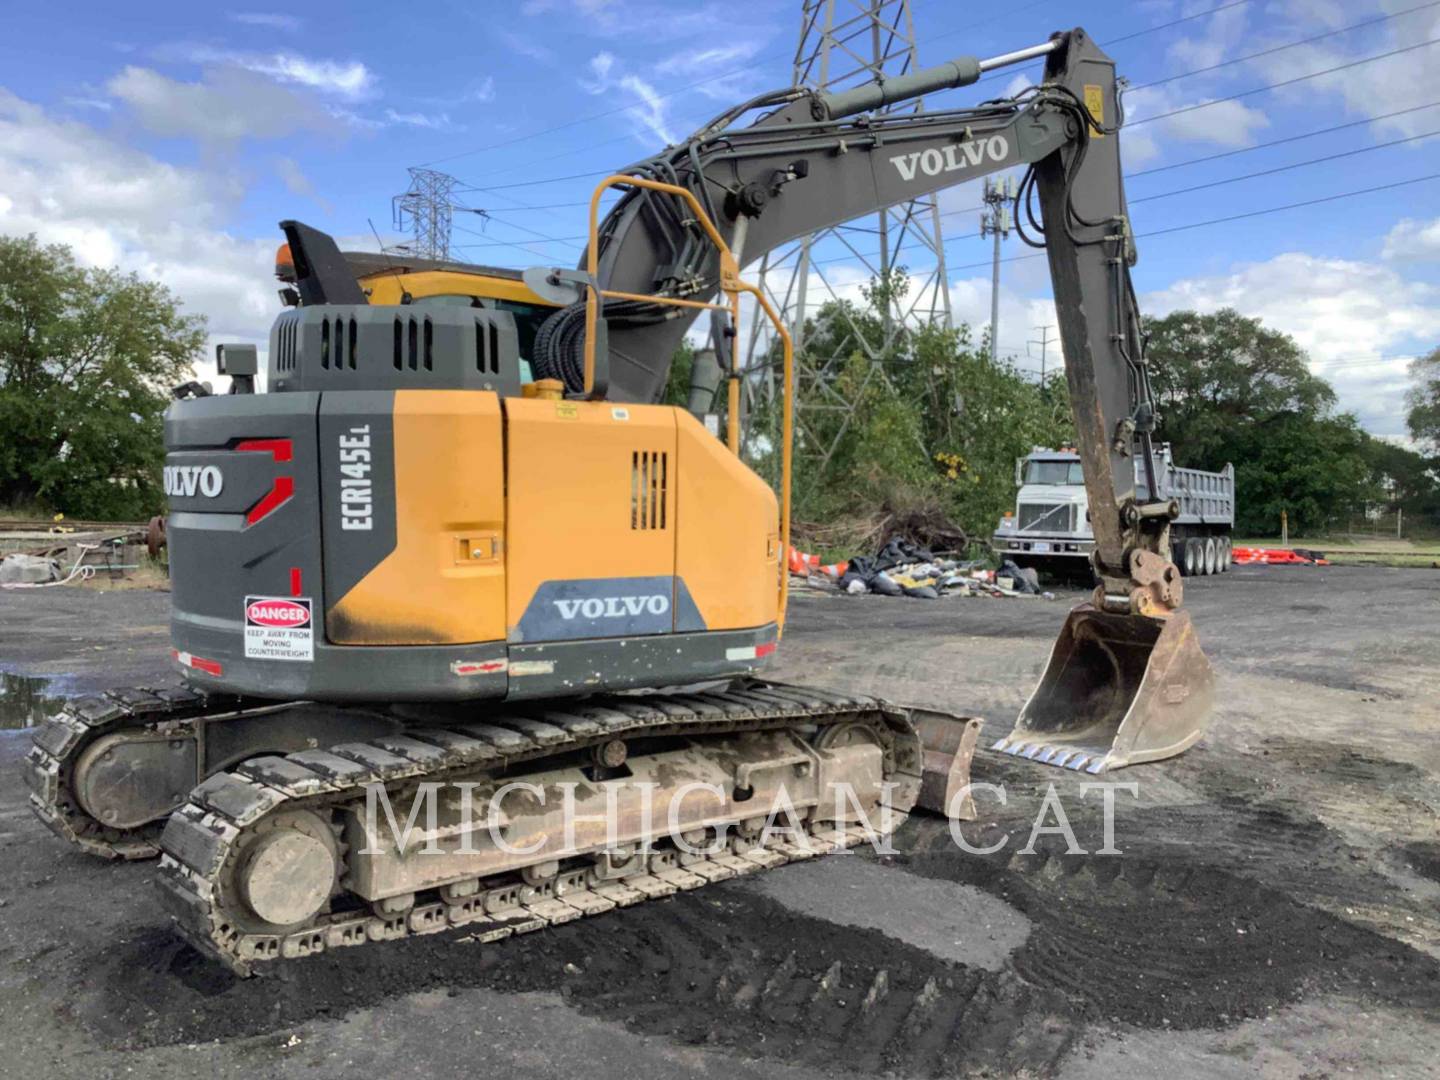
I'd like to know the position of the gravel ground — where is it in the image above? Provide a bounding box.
[1,565,1437,1078]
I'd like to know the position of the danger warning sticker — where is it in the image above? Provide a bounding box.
[244,595,313,662]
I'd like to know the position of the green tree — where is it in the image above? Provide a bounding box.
[1230,412,1376,535]
[1146,308,1376,535]
[1146,308,1335,471]
[1407,347,1440,454]
[0,235,204,518]
[747,270,1072,548]
[1365,436,1440,532]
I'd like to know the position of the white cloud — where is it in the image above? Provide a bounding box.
[228,12,302,31]
[107,65,338,142]
[274,156,331,214]
[466,76,495,104]
[1165,0,1250,70]
[498,29,554,64]
[1251,2,1440,140]
[947,276,1059,367]
[383,108,463,131]
[1121,84,1271,167]
[166,44,376,100]
[64,96,112,112]
[654,41,766,102]
[0,89,281,386]
[580,52,676,144]
[524,0,772,45]
[1382,216,1440,261]
[1143,251,1440,435]
[655,43,760,76]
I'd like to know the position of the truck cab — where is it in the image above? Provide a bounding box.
[992,448,1096,570]
[993,446,1237,579]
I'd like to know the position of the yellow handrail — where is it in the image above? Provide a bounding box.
[584,174,793,630]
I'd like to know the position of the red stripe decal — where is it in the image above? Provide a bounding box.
[246,476,294,525]
[290,567,303,596]
[755,642,777,658]
[191,655,224,677]
[235,438,293,463]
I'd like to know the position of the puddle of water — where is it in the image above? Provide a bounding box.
[0,671,70,729]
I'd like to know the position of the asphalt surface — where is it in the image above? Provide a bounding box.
[1,565,1437,1078]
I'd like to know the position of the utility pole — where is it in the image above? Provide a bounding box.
[1028,325,1056,381]
[980,176,1015,362]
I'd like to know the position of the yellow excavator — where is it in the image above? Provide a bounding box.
[25,28,1212,973]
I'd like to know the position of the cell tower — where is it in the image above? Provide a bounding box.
[744,0,953,455]
[391,167,460,260]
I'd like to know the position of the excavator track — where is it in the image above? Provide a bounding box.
[23,686,242,860]
[153,682,923,975]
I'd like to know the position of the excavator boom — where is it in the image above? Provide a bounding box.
[542,28,1213,771]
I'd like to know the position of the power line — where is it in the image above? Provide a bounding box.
[1130,128,1440,205]
[928,101,1440,228]
[814,127,1440,268]
[424,0,1064,168]
[812,172,1439,276]
[1130,38,1440,129]
[938,173,1440,274]
[452,14,1432,204]
[441,0,1253,193]
[1128,0,1440,91]
[1128,101,1440,178]
[451,221,575,260]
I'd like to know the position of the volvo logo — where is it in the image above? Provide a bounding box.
[553,595,670,620]
[164,464,223,498]
[889,135,1010,182]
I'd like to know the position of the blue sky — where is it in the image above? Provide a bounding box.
[2,0,1437,436]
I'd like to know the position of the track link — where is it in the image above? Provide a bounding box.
[154,682,924,975]
[23,686,242,859]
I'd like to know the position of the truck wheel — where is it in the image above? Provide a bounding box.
[1181,538,1197,577]
[1203,537,1217,576]
[1219,537,1231,571]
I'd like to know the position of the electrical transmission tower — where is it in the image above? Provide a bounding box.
[391,167,460,260]
[744,0,953,471]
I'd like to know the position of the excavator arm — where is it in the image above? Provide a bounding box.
[550,27,1211,771]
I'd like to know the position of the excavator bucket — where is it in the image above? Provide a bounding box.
[911,710,984,819]
[992,604,1213,773]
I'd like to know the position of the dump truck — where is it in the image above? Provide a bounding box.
[993,446,1236,577]
[26,27,1214,973]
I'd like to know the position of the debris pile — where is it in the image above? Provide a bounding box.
[788,539,1055,600]
[0,553,60,586]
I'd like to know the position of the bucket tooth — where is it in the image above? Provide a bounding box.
[994,603,1214,774]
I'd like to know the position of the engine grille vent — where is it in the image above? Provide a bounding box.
[264,304,521,394]
[392,315,434,372]
[1018,502,1073,532]
[476,318,500,374]
[274,314,299,373]
[631,451,668,530]
[320,316,358,370]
